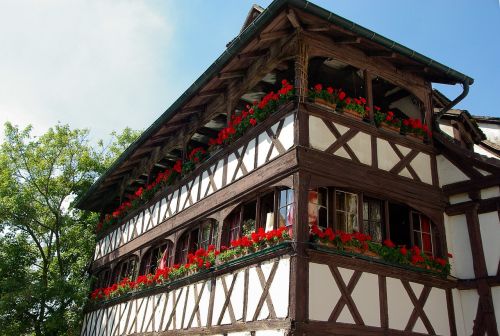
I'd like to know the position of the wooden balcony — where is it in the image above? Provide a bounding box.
[93,105,296,263]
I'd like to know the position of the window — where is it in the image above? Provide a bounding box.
[176,220,218,264]
[308,187,328,228]
[176,233,190,264]
[335,190,358,232]
[140,240,173,275]
[363,198,383,242]
[306,186,443,257]
[278,188,294,228]
[222,210,242,248]
[113,256,137,283]
[260,192,275,232]
[221,188,293,246]
[93,268,110,289]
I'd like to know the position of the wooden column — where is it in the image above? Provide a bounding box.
[226,80,237,126]
[294,32,309,103]
[364,70,374,123]
[289,171,311,330]
[465,204,499,335]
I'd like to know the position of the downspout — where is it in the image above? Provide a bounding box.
[434,81,469,126]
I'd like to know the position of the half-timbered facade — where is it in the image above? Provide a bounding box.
[77,1,500,335]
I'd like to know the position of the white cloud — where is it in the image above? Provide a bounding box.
[0,0,175,141]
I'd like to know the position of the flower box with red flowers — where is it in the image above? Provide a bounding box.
[309,225,451,276]
[308,84,344,110]
[89,229,292,305]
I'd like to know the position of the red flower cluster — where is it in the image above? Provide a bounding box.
[402,118,431,137]
[209,80,294,146]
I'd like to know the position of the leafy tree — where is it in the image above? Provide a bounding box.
[0,123,140,336]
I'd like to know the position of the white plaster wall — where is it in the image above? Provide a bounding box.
[386,277,413,330]
[444,214,475,279]
[478,211,500,276]
[439,122,455,139]
[351,272,380,327]
[456,289,479,336]
[279,114,295,150]
[474,144,498,159]
[309,116,335,151]
[478,122,500,145]
[449,193,471,205]
[423,288,450,335]
[436,154,469,187]
[377,139,400,171]
[346,132,371,166]
[410,152,433,184]
[308,262,341,321]
[481,186,500,199]
[492,286,500,332]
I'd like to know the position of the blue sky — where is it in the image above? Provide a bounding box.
[0,0,498,142]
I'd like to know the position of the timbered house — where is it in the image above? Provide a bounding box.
[77,1,500,335]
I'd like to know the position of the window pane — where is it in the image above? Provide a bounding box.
[308,191,319,226]
[346,193,357,213]
[412,213,421,231]
[287,189,294,204]
[279,207,287,227]
[318,207,328,228]
[279,190,287,209]
[337,212,346,231]
[318,188,328,206]
[363,202,369,221]
[370,202,381,221]
[349,213,358,232]
[336,191,345,209]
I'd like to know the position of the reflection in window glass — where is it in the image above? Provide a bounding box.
[412,213,434,256]
[308,188,328,228]
[336,190,358,232]
[363,198,383,242]
[278,188,294,228]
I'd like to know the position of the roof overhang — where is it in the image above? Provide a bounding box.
[76,0,473,211]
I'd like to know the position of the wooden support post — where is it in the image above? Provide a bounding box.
[289,171,310,329]
[226,80,237,127]
[294,32,309,103]
[465,204,499,335]
[364,70,374,123]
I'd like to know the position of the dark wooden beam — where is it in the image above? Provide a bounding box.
[399,65,430,73]
[178,104,206,116]
[194,127,220,139]
[367,50,397,58]
[237,49,268,60]
[305,24,331,32]
[198,89,225,99]
[218,70,246,80]
[286,9,301,29]
[259,29,292,42]
[333,36,361,44]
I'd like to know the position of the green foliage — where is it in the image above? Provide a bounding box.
[0,123,139,336]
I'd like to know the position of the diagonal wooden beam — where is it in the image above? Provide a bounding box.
[259,29,292,42]
[218,274,238,325]
[329,266,364,325]
[402,281,434,334]
[253,261,279,321]
[286,9,301,29]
